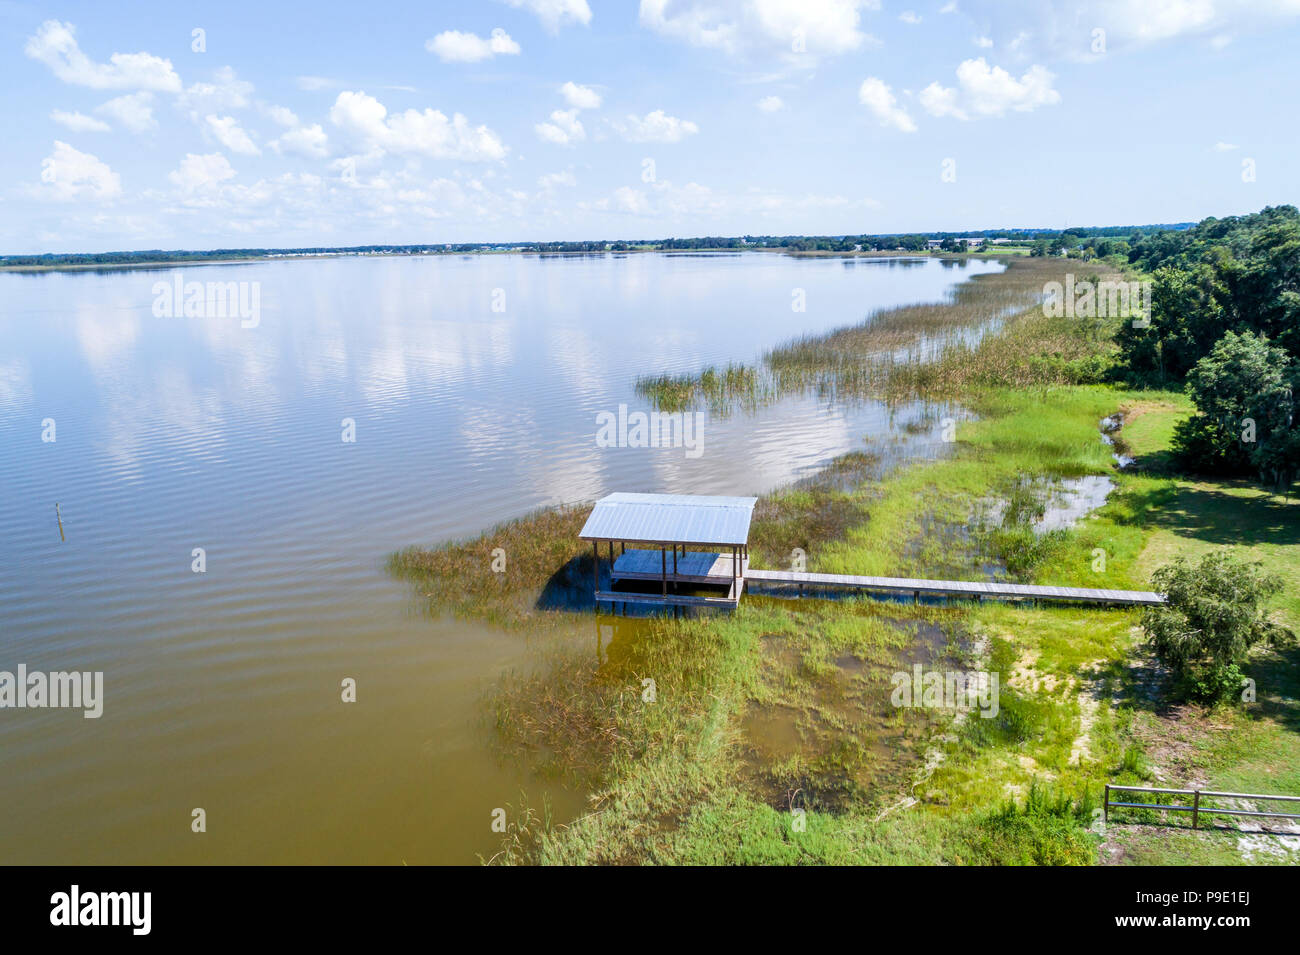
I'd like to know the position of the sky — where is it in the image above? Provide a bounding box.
[1,0,1298,253]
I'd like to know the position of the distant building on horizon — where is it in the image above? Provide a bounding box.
[926,236,987,250]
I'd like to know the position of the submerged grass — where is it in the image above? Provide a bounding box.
[388,503,592,629]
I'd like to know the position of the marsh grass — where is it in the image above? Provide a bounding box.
[388,503,592,628]
[488,611,764,789]
[634,257,1125,413]
[634,362,767,416]
[480,793,554,866]
[748,452,879,568]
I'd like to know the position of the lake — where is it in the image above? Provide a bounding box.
[0,251,1002,863]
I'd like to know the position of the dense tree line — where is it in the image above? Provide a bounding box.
[1112,206,1300,491]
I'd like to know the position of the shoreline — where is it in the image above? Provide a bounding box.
[0,247,1016,275]
[390,252,1299,865]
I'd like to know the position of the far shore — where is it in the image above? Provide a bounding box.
[0,246,1029,275]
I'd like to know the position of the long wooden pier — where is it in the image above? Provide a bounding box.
[745,569,1164,607]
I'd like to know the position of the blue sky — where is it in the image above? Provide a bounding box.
[2,0,1297,253]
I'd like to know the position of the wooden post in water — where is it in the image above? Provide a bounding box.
[55,503,65,542]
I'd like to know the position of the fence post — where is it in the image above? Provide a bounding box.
[1192,790,1200,830]
[1104,785,1109,824]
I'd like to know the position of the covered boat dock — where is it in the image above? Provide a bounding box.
[580,492,757,609]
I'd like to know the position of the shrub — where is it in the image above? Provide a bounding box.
[1142,552,1288,701]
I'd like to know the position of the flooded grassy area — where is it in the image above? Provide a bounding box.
[391,257,1300,866]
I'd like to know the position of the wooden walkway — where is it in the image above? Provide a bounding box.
[745,569,1164,606]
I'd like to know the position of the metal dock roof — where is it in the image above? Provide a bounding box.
[580,492,758,547]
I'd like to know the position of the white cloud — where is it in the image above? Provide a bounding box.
[25,20,181,91]
[614,109,699,143]
[1214,141,1239,151]
[296,76,338,91]
[612,185,653,214]
[168,153,237,193]
[426,28,521,62]
[500,0,593,31]
[535,108,585,145]
[97,91,156,133]
[50,110,110,133]
[919,58,1060,120]
[973,35,993,47]
[954,0,1300,60]
[264,104,300,127]
[179,67,255,116]
[638,0,879,59]
[329,90,507,161]
[272,124,330,158]
[35,141,122,200]
[206,115,261,155]
[757,95,785,111]
[1086,0,1219,44]
[560,81,602,109]
[583,178,875,222]
[857,77,916,132]
[899,11,922,23]
[538,169,578,190]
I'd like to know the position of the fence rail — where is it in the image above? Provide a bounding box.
[1104,783,1300,830]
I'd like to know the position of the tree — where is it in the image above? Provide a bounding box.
[1117,206,1300,386]
[1172,330,1298,489]
[1142,552,1287,701]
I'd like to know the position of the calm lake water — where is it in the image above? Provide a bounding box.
[0,252,1001,864]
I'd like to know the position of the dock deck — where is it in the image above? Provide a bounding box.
[611,547,747,583]
[744,569,1164,607]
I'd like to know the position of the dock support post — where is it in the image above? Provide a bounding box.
[662,547,667,598]
[592,542,600,602]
